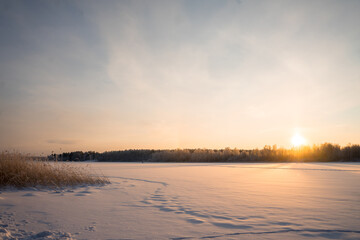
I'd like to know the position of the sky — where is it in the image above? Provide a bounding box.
[0,0,360,154]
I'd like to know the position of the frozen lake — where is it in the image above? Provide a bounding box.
[1,162,360,239]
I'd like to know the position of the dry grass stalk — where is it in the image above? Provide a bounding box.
[0,151,109,189]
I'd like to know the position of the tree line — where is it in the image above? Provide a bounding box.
[49,143,360,162]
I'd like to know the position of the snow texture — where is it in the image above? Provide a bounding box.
[1,162,360,239]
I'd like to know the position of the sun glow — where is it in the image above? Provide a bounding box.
[291,133,307,147]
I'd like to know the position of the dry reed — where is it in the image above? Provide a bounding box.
[0,151,109,189]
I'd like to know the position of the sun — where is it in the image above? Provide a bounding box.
[291,133,306,147]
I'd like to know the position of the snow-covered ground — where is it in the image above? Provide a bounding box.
[1,162,360,240]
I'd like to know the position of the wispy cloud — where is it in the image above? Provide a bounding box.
[46,139,77,145]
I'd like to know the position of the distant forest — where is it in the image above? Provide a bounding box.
[50,143,360,162]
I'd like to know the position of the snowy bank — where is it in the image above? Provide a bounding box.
[1,162,360,239]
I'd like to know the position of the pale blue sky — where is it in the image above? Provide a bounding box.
[1,0,359,154]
